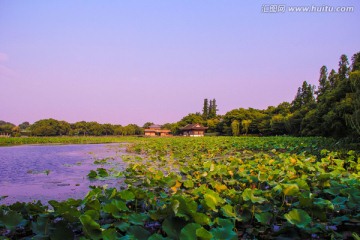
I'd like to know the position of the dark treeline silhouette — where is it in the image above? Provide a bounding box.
[1,52,359,139]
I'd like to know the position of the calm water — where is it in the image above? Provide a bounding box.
[0,143,127,205]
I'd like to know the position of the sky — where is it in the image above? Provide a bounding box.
[1,0,359,126]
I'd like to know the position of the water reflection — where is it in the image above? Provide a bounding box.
[0,143,126,204]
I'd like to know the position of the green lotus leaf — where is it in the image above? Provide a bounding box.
[204,191,224,211]
[180,223,201,240]
[331,215,349,225]
[172,199,180,215]
[332,196,348,205]
[313,198,334,210]
[103,203,121,218]
[284,209,311,228]
[97,168,109,177]
[0,210,25,231]
[295,179,310,191]
[162,217,187,239]
[126,226,151,239]
[31,214,50,237]
[282,184,300,196]
[192,212,211,225]
[196,227,213,240]
[242,188,266,203]
[113,199,130,211]
[49,220,74,240]
[102,228,121,240]
[255,212,272,225]
[84,210,100,220]
[87,170,97,179]
[148,233,172,240]
[171,196,197,219]
[210,218,237,240]
[85,199,101,211]
[184,180,194,188]
[128,213,148,226]
[114,222,130,232]
[221,204,236,218]
[79,214,103,240]
[119,190,135,201]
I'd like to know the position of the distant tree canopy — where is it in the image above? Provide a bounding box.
[9,119,143,137]
[0,120,15,135]
[2,52,359,140]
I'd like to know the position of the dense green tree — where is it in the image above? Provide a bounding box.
[241,119,251,135]
[179,113,204,126]
[86,122,102,136]
[30,119,70,136]
[102,124,114,135]
[208,99,218,119]
[288,81,316,135]
[231,120,240,136]
[162,122,180,135]
[71,121,89,136]
[202,98,209,120]
[345,53,360,136]
[320,54,352,137]
[316,66,329,99]
[142,122,154,129]
[328,69,337,88]
[206,118,221,133]
[351,52,360,71]
[0,120,15,135]
[113,125,124,135]
[337,54,349,82]
[122,124,143,135]
[270,114,287,135]
[19,122,30,130]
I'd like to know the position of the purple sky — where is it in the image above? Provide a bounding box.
[1,1,359,126]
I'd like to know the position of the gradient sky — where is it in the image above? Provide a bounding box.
[1,1,359,126]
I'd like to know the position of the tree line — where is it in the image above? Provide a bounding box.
[0,119,143,137]
[1,51,359,139]
[159,51,360,139]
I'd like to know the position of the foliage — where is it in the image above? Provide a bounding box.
[230,120,240,136]
[1,136,359,239]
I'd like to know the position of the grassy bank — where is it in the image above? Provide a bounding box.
[0,136,142,146]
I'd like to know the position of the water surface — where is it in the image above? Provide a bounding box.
[0,143,126,204]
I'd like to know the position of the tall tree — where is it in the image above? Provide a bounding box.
[328,69,337,88]
[291,87,302,112]
[345,52,360,136]
[338,54,349,82]
[351,52,360,71]
[316,66,329,99]
[202,98,209,120]
[208,99,218,118]
[346,70,360,135]
[288,81,316,135]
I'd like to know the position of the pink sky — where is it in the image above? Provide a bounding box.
[1,1,359,125]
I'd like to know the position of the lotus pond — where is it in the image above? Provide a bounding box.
[0,143,127,205]
[1,136,360,239]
